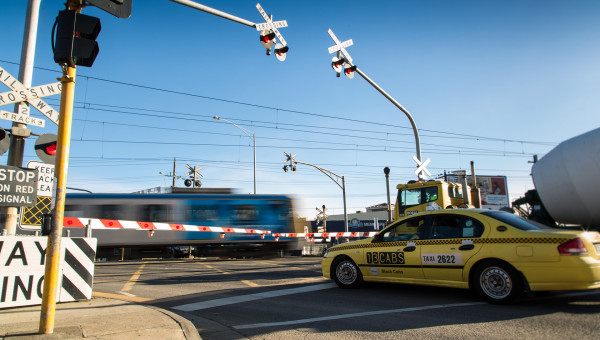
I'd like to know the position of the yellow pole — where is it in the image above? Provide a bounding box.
[39,65,76,334]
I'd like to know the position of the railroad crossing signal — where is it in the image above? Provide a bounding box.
[328,29,357,78]
[255,3,289,61]
[0,128,9,155]
[35,134,58,164]
[413,155,431,180]
[185,164,203,188]
[283,152,297,172]
[0,66,60,125]
[327,29,353,64]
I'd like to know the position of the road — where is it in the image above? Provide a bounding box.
[93,257,600,339]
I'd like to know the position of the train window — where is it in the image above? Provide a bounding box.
[141,204,174,222]
[232,205,259,222]
[273,203,291,220]
[98,205,124,220]
[64,205,86,218]
[186,205,218,222]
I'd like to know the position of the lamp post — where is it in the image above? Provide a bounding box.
[213,116,256,194]
[283,153,348,232]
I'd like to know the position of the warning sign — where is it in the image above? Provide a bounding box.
[0,165,37,207]
[21,162,55,230]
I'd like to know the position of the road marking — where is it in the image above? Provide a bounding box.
[232,290,600,330]
[201,263,231,275]
[241,280,260,287]
[92,291,150,303]
[121,263,146,292]
[172,282,336,312]
[233,301,486,330]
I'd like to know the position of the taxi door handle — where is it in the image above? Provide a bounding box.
[403,246,416,252]
[459,244,475,251]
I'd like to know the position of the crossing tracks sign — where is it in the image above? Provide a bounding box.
[0,66,60,126]
[327,29,354,64]
[255,3,288,47]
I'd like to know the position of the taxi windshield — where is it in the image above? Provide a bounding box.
[481,211,552,230]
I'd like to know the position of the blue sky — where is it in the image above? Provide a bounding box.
[2,0,599,219]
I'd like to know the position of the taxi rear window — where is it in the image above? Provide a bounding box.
[481,211,552,230]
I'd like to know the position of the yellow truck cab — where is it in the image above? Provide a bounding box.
[395,180,473,219]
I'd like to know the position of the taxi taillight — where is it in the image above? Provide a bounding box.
[558,238,588,255]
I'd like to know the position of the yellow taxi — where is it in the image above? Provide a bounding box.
[321,209,600,303]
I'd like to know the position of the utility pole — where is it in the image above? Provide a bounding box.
[1,0,41,236]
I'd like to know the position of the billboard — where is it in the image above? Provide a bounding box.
[446,174,509,209]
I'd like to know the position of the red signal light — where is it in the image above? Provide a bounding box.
[45,143,57,156]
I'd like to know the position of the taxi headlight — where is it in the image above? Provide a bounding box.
[323,249,329,258]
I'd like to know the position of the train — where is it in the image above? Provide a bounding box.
[58,192,300,260]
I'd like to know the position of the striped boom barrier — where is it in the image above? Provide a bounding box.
[62,217,271,235]
[272,232,378,238]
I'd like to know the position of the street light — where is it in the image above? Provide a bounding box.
[213,116,256,194]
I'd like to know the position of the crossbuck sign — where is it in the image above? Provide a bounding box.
[413,155,431,179]
[0,66,60,126]
[255,3,287,47]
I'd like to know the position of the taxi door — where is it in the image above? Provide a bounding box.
[419,214,485,282]
[363,215,429,281]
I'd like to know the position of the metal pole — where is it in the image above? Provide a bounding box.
[172,158,176,188]
[384,167,392,223]
[355,67,422,163]
[253,133,256,194]
[39,64,76,334]
[2,0,41,235]
[342,176,348,232]
[170,0,256,27]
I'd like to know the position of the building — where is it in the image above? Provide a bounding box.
[310,203,394,233]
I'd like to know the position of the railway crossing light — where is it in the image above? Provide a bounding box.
[53,10,101,67]
[35,133,58,164]
[0,128,10,155]
[331,57,344,77]
[260,29,276,54]
[274,43,289,61]
[344,64,357,79]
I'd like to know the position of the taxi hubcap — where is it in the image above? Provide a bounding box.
[480,266,512,299]
[336,261,358,285]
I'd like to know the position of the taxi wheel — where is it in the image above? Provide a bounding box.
[473,260,522,304]
[332,257,362,288]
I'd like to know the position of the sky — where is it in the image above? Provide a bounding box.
[2,0,599,220]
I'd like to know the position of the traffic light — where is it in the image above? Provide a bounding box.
[0,128,10,155]
[331,57,344,77]
[260,29,276,54]
[344,64,357,79]
[35,134,57,164]
[53,10,101,67]
[274,43,289,62]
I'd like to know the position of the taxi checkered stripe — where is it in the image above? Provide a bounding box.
[327,237,569,253]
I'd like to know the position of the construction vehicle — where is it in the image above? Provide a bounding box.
[394,164,511,220]
[512,127,600,229]
[394,179,473,219]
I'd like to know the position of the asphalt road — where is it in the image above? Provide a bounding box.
[93,257,600,339]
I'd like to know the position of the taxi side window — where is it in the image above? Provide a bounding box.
[428,215,484,239]
[381,216,426,242]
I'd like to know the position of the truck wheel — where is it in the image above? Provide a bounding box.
[473,260,522,304]
[332,257,362,288]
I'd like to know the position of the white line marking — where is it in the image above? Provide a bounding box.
[233,301,486,330]
[233,290,600,330]
[172,282,336,312]
[117,291,136,297]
